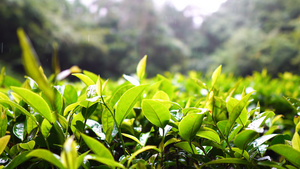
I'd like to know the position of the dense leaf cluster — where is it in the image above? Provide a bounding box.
[1,30,300,168]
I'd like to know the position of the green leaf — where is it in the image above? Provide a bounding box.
[201,158,249,168]
[0,109,8,137]
[72,73,95,86]
[127,145,160,167]
[76,151,90,169]
[142,99,170,128]
[41,119,52,138]
[269,144,300,168]
[86,119,105,140]
[226,97,247,126]
[285,97,300,113]
[83,70,98,83]
[11,87,54,123]
[234,130,257,150]
[27,149,65,169]
[61,137,78,169]
[211,65,222,90]
[292,121,300,151]
[85,154,125,168]
[63,102,80,116]
[5,151,30,169]
[80,134,114,160]
[0,135,10,154]
[19,140,35,150]
[26,115,37,135]
[108,84,133,106]
[249,134,277,151]
[0,100,37,124]
[137,55,147,80]
[231,147,249,161]
[71,112,84,138]
[179,111,205,142]
[225,92,253,136]
[196,127,221,144]
[63,85,78,106]
[13,122,25,141]
[115,85,147,126]
[101,107,114,141]
[17,28,55,104]
[174,141,197,154]
[257,161,286,169]
[122,133,142,145]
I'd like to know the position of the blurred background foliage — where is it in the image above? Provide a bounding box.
[1,0,300,78]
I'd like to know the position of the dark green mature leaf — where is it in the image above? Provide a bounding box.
[269,144,300,168]
[115,85,147,126]
[17,28,55,104]
[11,87,54,123]
[13,122,25,141]
[27,149,65,169]
[142,99,170,128]
[234,130,257,150]
[81,134,114,160]
[179,112,205,142]
[86,119,105,140]
[285,97,300,113]
[5,151,30,169]
[225,92,253,136]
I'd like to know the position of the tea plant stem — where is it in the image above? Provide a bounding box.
[214,122,234,157]
[100,96,128,155]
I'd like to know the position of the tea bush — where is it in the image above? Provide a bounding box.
[1,29,300,168]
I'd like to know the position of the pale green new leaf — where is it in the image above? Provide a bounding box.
[122,133,142,145]
[115,85,147,126]
[0,135,10,154]
[61,137,77,169]
[142,99,170,128]
[72,73,95,86]
[211,65,222,90]
[19,140,35,150]
[17,28,54,104]
[292,121,300,151]
[11,87,54,123]
[137,55,147,80]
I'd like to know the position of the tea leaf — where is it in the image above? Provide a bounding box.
[174,141,197,154]
[27,149,65,169]
[269,144,300,168]
[115,85,147,126]
[142,99,170,128]
[17,28,55,104]
[234,129,257,150]
[179,112,205,142]
[122,133,142,145]
[81,134,114,160]
[85,154,125,168]
[137,55,147,80]
[41,119,52,138]
[127,145,160,167]
[19,140,35,150]
[292,121,300,151]
[202,158,249,168]
[61,137,77,169]
[196,127,221,144]
[0,135,10,154]
[211,65,222,90]
[11,87,54,123]
[225,92,253,136]
[73,73,95,86]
